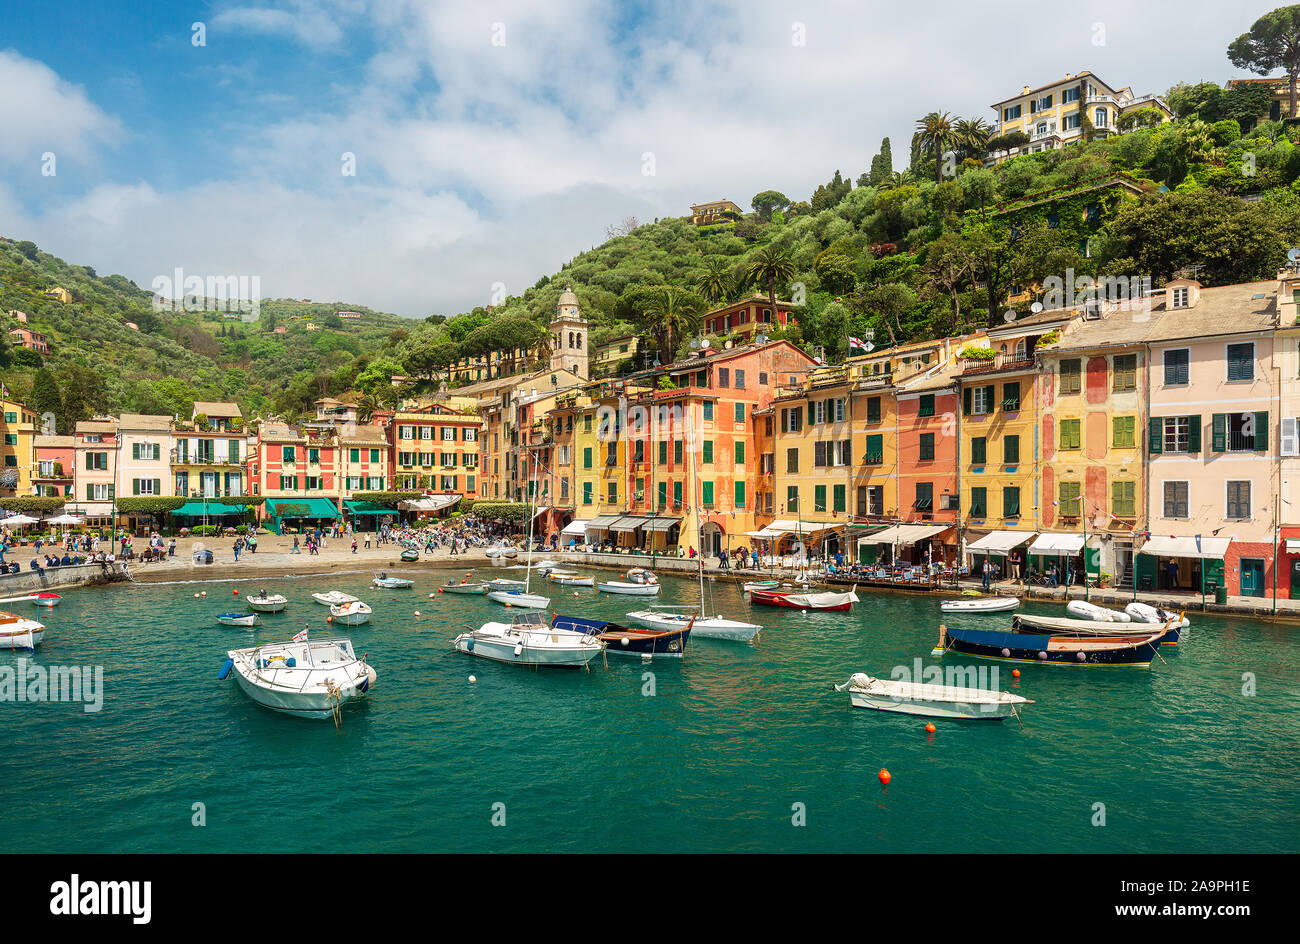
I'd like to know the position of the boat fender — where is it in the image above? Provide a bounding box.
[357,676,369,693]
[1076,652,1086,661]
[466,638,475,651]
[1001,648,1010,657]
[513,642,524,656]
[218,658,234,680]
[620,636,630,646]
[1037,651,1047,660]
[286,658,296,667]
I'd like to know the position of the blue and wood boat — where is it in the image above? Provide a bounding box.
[551,614,690,657]
[933,623,1164,667]
[1013,612,1182,646]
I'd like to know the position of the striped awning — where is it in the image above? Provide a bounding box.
[585,514,623,530]
[609,516,650,533]
[966,530,1036,556]
[641,517,681,532]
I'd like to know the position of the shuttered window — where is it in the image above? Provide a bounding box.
[1227,343,1255,381]
[1059,419,1081,450]
[1226,481,1251,519]
[1058,481,1081,516]
[1003,435,1020,464]
[918,433,935,461]
[867,397,881,424]
[1282,417,1299,456]
[971,437,987,464]
[1059,359,1082,394]
[1002,486,1021,518]
[864,434,883,464]
[1112,354,1137,390]
[1163,349,1189,385]
[1113,416,1136,448]
[918,394,935,417]
[969,487,987,517]
[1112,481,1136,518]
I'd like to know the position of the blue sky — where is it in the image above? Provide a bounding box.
[0,0,1277,317]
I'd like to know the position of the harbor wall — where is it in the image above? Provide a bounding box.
[0,562,130,595]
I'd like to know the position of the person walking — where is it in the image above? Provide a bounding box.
[233,537,243,562]
[248,533,258,555]
[981,559,991,591]
[351,536,358,554]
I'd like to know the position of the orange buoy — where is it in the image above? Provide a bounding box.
[1012,669,1021,678]
[925,722,936,734]
[505,603,513,608]
[438,588,444,593]
[326,616,333,623]
[233,588,239,596]
[878,768,891,785]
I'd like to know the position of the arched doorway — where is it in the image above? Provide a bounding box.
[700,521,724,558]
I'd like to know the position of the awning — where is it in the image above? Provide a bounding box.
[561,519,589,536]
[266,498,340,519]
[585,514,623,530]
[642,516,681,532]
[400,494,461,513]
[171,501,247,517]
[609,516,650,533]
[747,519,842,539]
[1028,533,1086,554]
[344,500,398,517]
[857,523,952,546]
[1138,536,1231,560]
[967,530,1036,556]
[1287,539,1300,553]
[531,505,551,520]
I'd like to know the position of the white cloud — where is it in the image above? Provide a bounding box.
[0,50,119,164]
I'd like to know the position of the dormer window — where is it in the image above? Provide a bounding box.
[1172,287,1189,308]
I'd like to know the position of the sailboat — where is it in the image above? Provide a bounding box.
[486,452,551,610]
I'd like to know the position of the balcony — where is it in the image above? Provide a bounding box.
[960,352,1036,376]
[171,450,244,467]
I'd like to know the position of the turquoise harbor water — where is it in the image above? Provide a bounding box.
[2,566,1298,854]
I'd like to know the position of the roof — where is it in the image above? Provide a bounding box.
[626,338,814,379]
[33,435,73,448]
[1142,281,1278,343]
[117,413,173,431]
[341,424,387,444]
[75,419,118,434]
[256,422,305,442]
[990,71,1116,108]
[193,401,242,418]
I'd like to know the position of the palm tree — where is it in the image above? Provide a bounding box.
[954,117,991,161]
[694,257,733,305]
[643,288,701,360]
[744,244,797,313]
[913,111,960,183]
[881,169,917,190]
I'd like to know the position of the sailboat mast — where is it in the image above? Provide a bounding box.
[524,448,536,592]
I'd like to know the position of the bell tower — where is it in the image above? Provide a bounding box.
[549,284,588,379]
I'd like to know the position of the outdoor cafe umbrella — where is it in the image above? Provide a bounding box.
[45,514,84,526]
[0,514,39,527]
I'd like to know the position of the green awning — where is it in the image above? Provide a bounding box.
[344,500,398,517]
[266,498,339,519]
[171,502,247,517]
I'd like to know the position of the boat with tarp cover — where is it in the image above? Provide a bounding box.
[1013,612,1182,646]
[933,624,1164,667]
[551,614,690,657]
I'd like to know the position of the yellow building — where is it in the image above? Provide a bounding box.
[990,72,1171,159]
[0,396,40,499]
[592,334,640,376]
[572,394,626,538]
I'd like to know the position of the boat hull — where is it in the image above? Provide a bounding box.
[372,578,413,589]
[246,596,287,612]
[1013,613,1181,645]
[486,590,550,609]
[1,626,44,650]
[939,597,1020,613]
[217,614,259,627]
[625,610,760,642]
[748,589,854,611]
[452,625,601,668]
[936,626,1162,666]
[551,615,689,657]
[226,640,376,718]
[846,689,1018,720]
[441,583,487,594]
[597,582,660,596]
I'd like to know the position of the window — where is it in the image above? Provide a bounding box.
[1227,343,1255,381]
[1063,87,1079,104]
[1101,353,1136,393]
[865,485,883,516]
[702,401,714,422]
[1003,435,1020,464]
[734,441,745,465]
[658,441,667,465]
[718,368,730,388]
[918,433,935,461]
[786,448,799,473]
[657,482,667,507]
[607,481,618,504]
[1003,104,1022,120]
[1227,481,1252,519]
[1059,359,1081,394]
[971,437,986,465]
[864,434,883,464]
[735,369,745,389]
[1112,481,1135,518]
[734,402,745,423]
[702,440,714,464]
[583,482,593,504]
[1162,481,1189,518]
[673,440,683,464]
[282,446,296,463]
[1113,415,1136,448]
[866,397,881,425]
[913,482,933,511]
[969,487,987,517]
[1059,419,1081,450]
[349,448,360,463]
[673,482,682,506]
[1002,486,1021,518]
[915,394,935,418]
[583,447,592,469]
[1157,415,1202,454]
[1223,411,1268,452]
[370,448,380,463]
[786,486,799,513]
[972,385,995,415]
[1058,481,1081,517]
[814,485,827,513]
[1002,382,1020,411]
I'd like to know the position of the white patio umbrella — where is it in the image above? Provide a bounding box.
[45,514,84,526]
[0,514,39,526]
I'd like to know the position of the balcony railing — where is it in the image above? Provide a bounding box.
[171,450,244,466]
[960,352,1036,375]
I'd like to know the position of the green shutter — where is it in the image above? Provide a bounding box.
[1255,411,1268,451]
[1187,415,1201,453]
[807,402,816,425]
[962,387,972,416]
[132,443,139,460]
[734,481,745,508]
[1212,413,1226,452]
[702,481,714,506]
[87,484,93,500]
[154,478,161,495]
[1149,417,1162,454]
[132,479,140,495]
[702,440,713,464]
[734,441,744,464]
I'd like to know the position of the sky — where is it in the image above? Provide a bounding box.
[0,0,1278,318]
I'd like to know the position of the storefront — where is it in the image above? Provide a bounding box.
[1134,536,1230,598]
[1026,532,1100,585]
[857,523,954,566]
[965,530,1037,580]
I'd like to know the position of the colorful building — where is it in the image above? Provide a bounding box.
[250,422,342,533]
[32,434,74,499]
[0,396,40,499]
[172,403,245,500]
[72,417,119,525]
[702,293,797,341]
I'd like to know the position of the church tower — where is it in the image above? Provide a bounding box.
[549,284,588,379]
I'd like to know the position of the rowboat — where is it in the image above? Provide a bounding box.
[833,672,1034,721]
[372,575,413,589]
[1126,601,1190,630]
[245,591,287,612]
[452,612,602,668]
[626,568,656,584]
[551,614,691,657]
[486,577,526,591]
[330,600,372,626]
[1067,600,1130,622]
[0,598,45,650]
[217,612,260,627]
[485,544,518,560]
[440,578,487,594]
[939,596,1019,613]
[597,579,661,596]
[1013,612,1182,645]
[400,548,419,562]
[486,589,551,609]
[625,606,760,642]
[219,636,377,719]
[749,585,858,611]
[312,590,358,606]
[934,623,1164,666]
[32,592,61,607]
[547,572,594,587]
[742,580,780,593]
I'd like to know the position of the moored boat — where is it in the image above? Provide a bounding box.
[551,614,690,657]
[329,600,372,626]
[547,572,594,587]
[597,570,661,595]
[219,636,376,719]
[372,574,413,589]
[485,577,526,591]
[833,672,1033,720]
[1125,601,1190,630]
[440,578,487,594]
[742,579,780,593]
[1067,600,1130,622]
[217,612,260,627]
[245,590,287,612]
[486,589,550,609]
[400,548,420,562]
[1013,612,1182,645]
[31,592,61,608]
[933,623,1164,666]
[452,612,602,668]
[0,598,45,650]
[625,606,760,642]
[749,585,858,611]
[939,596,1020,613]
[312,590,358,606]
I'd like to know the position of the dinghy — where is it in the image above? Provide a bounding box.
[31,592,61,607]
[552,614,691,657]
[329,600,372,626]
[833,672,1033,721]
[440,578,487,594]
[1067,599,1130,622]
[217,612,260,627]
[749,586,858,611]
[939,596,1019,613]
[934,623,1164,666]
[312,590,358,606]
[485,577,526,591]
[486,588,551,609]
[452,612,602,668]
[245,590,287,612]
[400,548,420,562]
[1013,613,1182,645]
[742,579,780,593]
[372,574,413,589]
[0,596,46,650]
[1125,601,1190,630]
[547,572,594,587]
[625,606,760,642]
[220,636,376,719]
[597,569,662,595]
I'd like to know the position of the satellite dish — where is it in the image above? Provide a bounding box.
[1003,310,1017,323]
[701,338,711,350]
[723,340,733,349]
[1031,302,1043,314]
[1289,248,1300,263]
[755,334,769,345]
[689,340,699,349]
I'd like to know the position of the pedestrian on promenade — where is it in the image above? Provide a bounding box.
[291,536,301,554]
[351,537,358,554]
[248,534,258,554]
[981,559,991,591]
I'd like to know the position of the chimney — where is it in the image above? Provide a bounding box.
[1022,85,1031,95]
[1064,73,1073,80]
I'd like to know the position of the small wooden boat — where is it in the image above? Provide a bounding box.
[742,579,780,593]
[833,672,1033,721]
[31,592,61,608]
[1067,600,1130,622]
[1013,613,1182,646]
[486,589,550,609]
[934,623,1164,666]
[626,567,656,584]
[312,590,358,606]
[625,607,760,642]
[440,578,487,594]
[1125,601,1190,630]
[452,612,602,668]
[597,580,660,596]
[219,636,377,719]
[372,575,413,589]
[547,572,594,587]
[400,548,420,562]
[330,600,372,626]
[749,585,858,611]
[551,614,690,657]
[246,591,287,612]
[217,612,260,627]
[0,598,46,650]
[939,596,1019,613]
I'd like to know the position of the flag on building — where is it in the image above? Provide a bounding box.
[849,336,868,351]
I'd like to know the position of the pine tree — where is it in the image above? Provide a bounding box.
[869,137,893,185]
[31,367,62,431]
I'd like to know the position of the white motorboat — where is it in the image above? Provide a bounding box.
[217,612,260,627]
[742,579,780,593]
[1067,600,1130,622]
[597,569,661,595]
[220,636,377,719]
[833,673,1034,721]
[939,596,1019,613]
[372,575,413,589]
[483,453,549,610]
[487,589,551,609]
[330,600,372,626]
[0,597,46,650]
[547,572,594,587]
[486,577,526,590]
[246,591,288,612]
[1125,601,1190,629]
[625,606,761,642]
[312,590,359,607]
[452,612,603,668]
[485,543,519,560]
[440,578,487,594]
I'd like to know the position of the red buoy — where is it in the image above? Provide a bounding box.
[1012,669,1021,678]
[925,722,936,734]
[878,768,891,785]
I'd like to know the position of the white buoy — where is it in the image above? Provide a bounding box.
[200,591,207,597]
[468,675,477,683]
[194,593,200,599]
[414,610,421,617]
